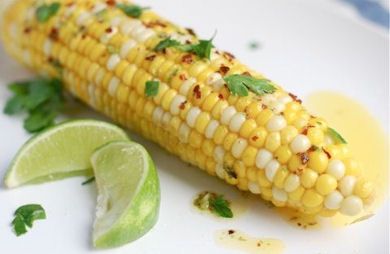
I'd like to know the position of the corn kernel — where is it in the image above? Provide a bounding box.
[237,178,249,191]
[288,186,305,201]
[234,161,246,178]
[315,174,337,195]
[288,154,305,173]
[223,133,238,151]
[241,146,257,167]
[201,93,219,112]
[307,127,324,146]
[256,108,273,126]
[195,112,211,134]
[301,169,318,188]
[302,189,323,207]
[308,150,329,173]
[211,100,228,120]
[281,126,298,145]
[213,125,228,145]
[249,127,267,148]
[188,130,203,149]
[235,96,252,112]
[261,188,273,201]
[224,153,235,168]
[344,158,361,176]
[245,102,262,119]
[325,145,341,159]
[275,145,292,164]
[257,169,272,187]
[354,179,374,199]
[201,139,215,157]
[265,132,281,152]
[239,119,257,138]
[273,167,289,188]
[247,167,257,182]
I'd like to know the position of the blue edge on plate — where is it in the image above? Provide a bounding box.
[342,0,389,28]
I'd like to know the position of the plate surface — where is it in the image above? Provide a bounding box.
[0,0,388,253]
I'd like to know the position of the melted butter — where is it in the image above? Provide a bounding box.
[215,229,285,254]
[305,91,388,226]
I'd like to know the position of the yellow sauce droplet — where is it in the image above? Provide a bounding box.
[215,229,285,254]
[305,91,388,226]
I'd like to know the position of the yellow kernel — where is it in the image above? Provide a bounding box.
[302,189,323,207]
[275,145,292,164]
[213,125,228,145]
[189,61,208,77]
[272,200,286,207]
[211,100,228,120]
[281,126,298,145]
[344,158,361,176]
[201,139,215,157]
[257,169,272,187]
[241,146,257,167]
[261,188,273,201]
[224,153,235,168]
[195,150,207,169]
[225,175,239,185]
[235,96,252,112]
[307,127,324,146]
[227,94,239,105]
[283,111,296,124]
[303,205,323,215]
[116,85,129,103]
[300,169,318,188]
[234,161,246,178]
[256,108,273,126]
[161,89,177,112]
[265,132,281,152]
[274,167,289,188]
[223,133,238,151]
[288,186,305,201]
[245,102,263,119]
[285,101,301,114]
[354,180,374,199]
[339,144,351,159]
[201,93,219,112]
[195,112,211,134]
[153,82,169,105]
[315,174,337,195]
[169,116,182,133]
[325,145,341,159]
[249,127,267,148]
[237,178,249,191]
[122,64,137,86]
[239,119,257,138]
[319,209,337,217]
[206,158,216,176]
[308,150,329,173]
[247,167,257,182]
[288,154,304,173]
[188,131,203,148]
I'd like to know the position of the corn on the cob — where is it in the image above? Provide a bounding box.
[1,0,374,217]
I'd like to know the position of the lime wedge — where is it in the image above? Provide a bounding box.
[4,120,129,188]
[91,141,160,248]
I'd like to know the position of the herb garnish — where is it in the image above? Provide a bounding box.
[117,3,149,18]
[224,74,276,97]
[327,127,347,144]
[12,204,46,236]
[4,78,65,133]
[82,177,95,185]
[154,38,181,52]
[36,2,61,23]
[145,81,159,97]
[154,37,214,60]
[194,191,233,218]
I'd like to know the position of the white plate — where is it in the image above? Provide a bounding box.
[0,0,388,253]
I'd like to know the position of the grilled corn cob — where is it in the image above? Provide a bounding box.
[1,0,374,217]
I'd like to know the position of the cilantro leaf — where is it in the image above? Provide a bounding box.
[36,2,61,23]
[179,39,214,59]
[145,81,159,97]
[327,127,347,144]
[224,74,276,97]
[3,78,65,133]
[12,204,46,236]
[209,195,233,218]
[117,3,149,18]
[154,38,181,52]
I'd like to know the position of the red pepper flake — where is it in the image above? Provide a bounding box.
[105,27,113,33]
[218,65,230,76]
[218,93,224,100]
[145,54,156,61]
[242,71,252,77]
[66,2,74,7]
[223,51,235,62]
[49,28,59,40]
[308,145,319,152]
[301,127,309,135]
[179,101,187,110]
[322,148,332,159]
[179,74,187,81]
[24,27,32,34]
[185,40,192,45]
[185,27,196,36]
[261,104,267,109]
[251,136,259,142]
[288,93,302,104]
[182,54,193,64]
[81,33,87,39]
[300,153,309,164]
[193,85,201,99]
[228,230,235,235]
[106,0,116,6]
[145,20,167,28]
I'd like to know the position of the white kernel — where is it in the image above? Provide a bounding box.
[290,134,311,153]
[232,138,248,158]
[179,78,196,96]
[324,135,334,145]
[77,12,92,26]
[107,54,121,71]
[100,27,117,44]
[137,29,155,42]
[170,95,187,115]
[221,106,236,125]
[272,187,288,202]
[152,107,164,124]
[92,3,107,14]
[270,101,285,114]
[120,20,142,35]
[340,195,363,216]
[43,39,52,56]
[262,94,277,105]
[248,182,261,194]
[214,146,225,163]
[278,95,293,104]
[327,160,346,180]
[284,174,300,192]
[216,164,225,179]
[339,176,357,196]
[324,191,344,210]
[120,40,137,58]
[255,149,273,169]
[265,159,280,182]
[267,115,287,132]
[186,107,201,127]
[108,77,120,97]
[207,72,222,85]
[110,17,123,27]
[205,120,219,139]
[229,113,246,132]
[178,123,190,143]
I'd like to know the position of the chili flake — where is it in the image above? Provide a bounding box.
[49,28,59,40]
[179,101,187,110]
[193,85,201,99]
[288,93,302,104]
[145,54,156,61]
[300,153,309,164]
[106,0,116,6]
[186,27,196,36]
[182,54,193,64]
[218,65,230,76]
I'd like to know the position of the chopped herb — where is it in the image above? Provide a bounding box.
[248,41,260,50]
[82,177,95,185]
[194,191,233,218]
[12,204,46,236]
[154,38,181,52]
[224,74,276,97]
[167,68,180,83]
[3,78,65,133]
[117,3,149,18]
[145,81,159,97]
[327,127,347,144]
[36,2,61,23]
